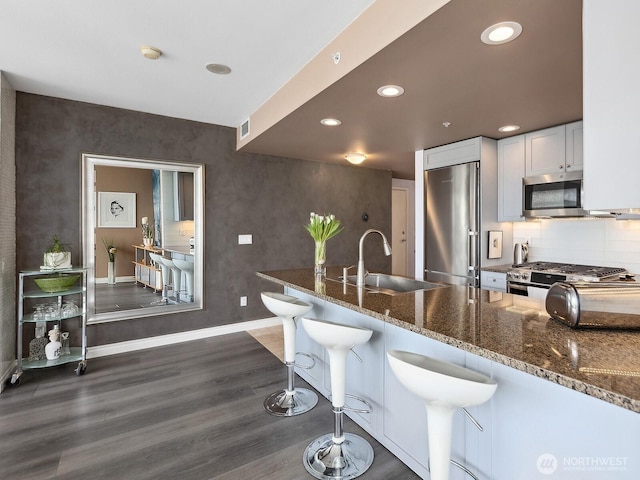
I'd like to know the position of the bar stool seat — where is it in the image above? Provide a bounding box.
[301,317,374,480]
[260,292,318,417]
[387,350,498,480]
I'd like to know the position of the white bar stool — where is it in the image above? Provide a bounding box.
[148,253,169,304]
[301,317,374,480]
[261,292,318,417]
[172,258,194,302]
[156,256,182,302]
[386,350,498,480]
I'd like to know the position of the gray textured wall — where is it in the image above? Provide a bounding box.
[1,73,16,386]
[15,93,391,346]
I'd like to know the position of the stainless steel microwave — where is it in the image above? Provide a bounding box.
[522,171,587,218]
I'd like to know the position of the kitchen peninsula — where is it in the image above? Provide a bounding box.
[258,267,640,479]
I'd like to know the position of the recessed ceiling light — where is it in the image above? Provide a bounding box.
[498,124,521,132]
[345,152,367,165]
[442,122,452,128]
[377,85,404,97]
[481,21,523,45]
[206,63,232,75]
[320,118,342,126]
[140,46,162,60]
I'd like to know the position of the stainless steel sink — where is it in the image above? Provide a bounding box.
[342,273,444,295]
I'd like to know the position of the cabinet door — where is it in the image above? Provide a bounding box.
[424,137,481,170]
[525,125,566,176]
[565,120,583,171]
[383,322,469,479]
[498,135,525,222]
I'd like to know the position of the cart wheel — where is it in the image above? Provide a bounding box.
[6,374,21,387]
[75,362,87,376]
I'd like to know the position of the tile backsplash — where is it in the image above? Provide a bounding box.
[513,218,640,275]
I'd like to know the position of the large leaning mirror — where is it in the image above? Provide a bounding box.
[82,153,204,324]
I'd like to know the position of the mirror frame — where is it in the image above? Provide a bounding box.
[82,153,205,324]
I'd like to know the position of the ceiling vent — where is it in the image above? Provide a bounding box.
[240,119,250,139]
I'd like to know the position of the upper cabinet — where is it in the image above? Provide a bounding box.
[423,138,481,170]
[497,134,525,222]
[498,121,582,222]
[174,172,194,221]
[583,0,639,211]
[565,121,584,171]
[525,125,565,176]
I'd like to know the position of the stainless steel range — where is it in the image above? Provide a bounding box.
[506,261,630,296]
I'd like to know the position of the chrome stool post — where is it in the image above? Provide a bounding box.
[301,317,375,480]
[261,292,318,417]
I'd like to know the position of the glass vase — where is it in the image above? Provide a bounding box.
[108,261,116,284]
[314,240,326,276]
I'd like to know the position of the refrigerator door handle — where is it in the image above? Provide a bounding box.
[468,229,478,274]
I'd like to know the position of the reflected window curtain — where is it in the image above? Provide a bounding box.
[152,170,162,246]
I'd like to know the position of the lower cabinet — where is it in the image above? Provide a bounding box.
[289,287,384,437]
[480,270,507,292]
[287,287,639,480]
[383,322,481,480]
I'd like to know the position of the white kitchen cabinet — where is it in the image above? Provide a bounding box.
[497,134,525,222]
[565,120,583,171]
[480,270,507,292]
[424,137,481,170]
[289,287,384,437]
[383,322,482,480]
[488,361,639,480]
[583,0,640,211]
[525,125,567,176]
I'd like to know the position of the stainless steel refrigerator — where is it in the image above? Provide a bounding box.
[424,161,480,287]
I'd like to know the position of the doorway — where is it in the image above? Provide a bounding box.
[391,179,415,277]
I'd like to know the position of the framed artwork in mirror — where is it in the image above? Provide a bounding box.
[98,192,136,228]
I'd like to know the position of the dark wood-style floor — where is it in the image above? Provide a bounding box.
[96,281,169,314]
[0,332,420,480]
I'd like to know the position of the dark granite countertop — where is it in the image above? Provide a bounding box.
[257,267,640,413]
[481,263,512,273]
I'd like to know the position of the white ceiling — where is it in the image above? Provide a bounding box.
[1,0,583,180]
[0,0,373,127]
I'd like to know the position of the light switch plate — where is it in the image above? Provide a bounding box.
[238,234,252,245]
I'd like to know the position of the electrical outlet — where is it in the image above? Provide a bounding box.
[240,296,247,307]
[238,234,252,245]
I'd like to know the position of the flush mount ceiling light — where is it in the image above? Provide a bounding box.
[442,121,452,128]
[205,63,232,75]
[345,152,367,165]
[481,21,523,45]
[320,118,342,126]
[377,85,404,97]
[498,124,521,132]
[140,46,162,60]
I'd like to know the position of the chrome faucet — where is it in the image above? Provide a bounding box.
[357,229,392,287]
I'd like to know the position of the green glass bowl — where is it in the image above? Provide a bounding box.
[34,274,80,293]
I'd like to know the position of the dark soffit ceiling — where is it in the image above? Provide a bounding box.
[239,0,583,179]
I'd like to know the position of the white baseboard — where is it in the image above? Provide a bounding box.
[87,317,280,359]
[95,275,136,284]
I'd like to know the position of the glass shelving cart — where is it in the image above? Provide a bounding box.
[9,267,87,386]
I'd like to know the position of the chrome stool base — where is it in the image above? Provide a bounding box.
[303,432,374,480]
[263,387,318,417]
